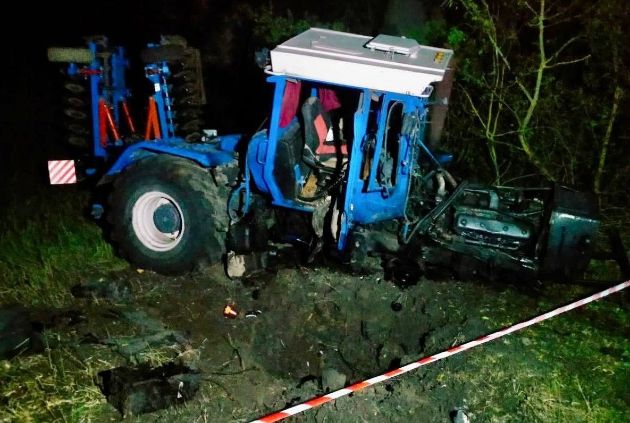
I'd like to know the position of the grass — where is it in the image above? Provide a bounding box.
[0,187,127,307]
[0,187,129,421]
[0,330,113,422]
[450,287,630,422]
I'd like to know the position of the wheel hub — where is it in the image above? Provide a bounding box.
[153,203,182,234]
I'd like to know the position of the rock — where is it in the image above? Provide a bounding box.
[97,362,201,417]
[321,367,346,392]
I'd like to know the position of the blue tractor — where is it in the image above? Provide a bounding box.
[48,28,599,281]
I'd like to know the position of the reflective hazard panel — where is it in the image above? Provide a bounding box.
[48,160,77,185]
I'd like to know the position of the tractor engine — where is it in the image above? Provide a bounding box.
[447,187,538,252]
[422,182,599,280]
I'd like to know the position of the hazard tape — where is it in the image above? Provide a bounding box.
[48,160,77,185]
[250,279,630,423]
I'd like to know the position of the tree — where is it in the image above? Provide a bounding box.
[584,0,627,202]
[448,0,592,184]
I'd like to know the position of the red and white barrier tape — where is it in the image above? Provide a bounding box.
[250,279,630,423]
[48,160,77,185]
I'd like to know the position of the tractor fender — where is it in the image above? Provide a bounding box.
[98,139,239,185]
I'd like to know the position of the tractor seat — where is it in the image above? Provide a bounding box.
[274,97,349,201]
[301,97,347,168]
[301,97,331,163]
[273,121,307,200]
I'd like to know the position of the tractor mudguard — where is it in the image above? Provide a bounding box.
[101,136,240,183]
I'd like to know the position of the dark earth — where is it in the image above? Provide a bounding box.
[4,251,627,422]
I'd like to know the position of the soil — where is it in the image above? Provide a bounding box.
[25,255,629,422]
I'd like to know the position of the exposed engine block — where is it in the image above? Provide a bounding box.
[453,207,533,251]
[420,182,599,279]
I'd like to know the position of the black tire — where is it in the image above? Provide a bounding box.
[108,156,229,275]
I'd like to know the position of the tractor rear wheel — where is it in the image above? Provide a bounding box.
[108,156,228,275]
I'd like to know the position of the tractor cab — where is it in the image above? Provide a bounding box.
[246,28,454,250]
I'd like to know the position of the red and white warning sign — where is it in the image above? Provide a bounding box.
[48,160,77,185]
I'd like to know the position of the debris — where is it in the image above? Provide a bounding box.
[97,362,200,417]
[226,251,273,279]
[105,331,188,360]
[451,407,471,423]
[0,305,41,359]
[99,310,190,360]
[226,251,247,279]
[223,304,238,319]
[245,309,262,318]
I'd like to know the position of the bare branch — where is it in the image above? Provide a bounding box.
[486,85,520,123]
[546,35,581,64]
[514,80,534,104]
[544,13,584,28]
[462,0,535,103]
[494,130,521,138]
[459,85,488,131]
[545,1,590,22]
[522,0,537,16]
[546,55,591,69]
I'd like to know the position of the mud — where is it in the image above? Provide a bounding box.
[16,258,628,422]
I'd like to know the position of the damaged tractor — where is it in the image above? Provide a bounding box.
[48,28,600,281]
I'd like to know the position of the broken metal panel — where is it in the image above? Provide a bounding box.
[541,185,599,277]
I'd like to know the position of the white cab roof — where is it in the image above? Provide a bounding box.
[270,28,453,97]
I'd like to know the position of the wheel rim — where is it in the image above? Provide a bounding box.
[132,191,185,252]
